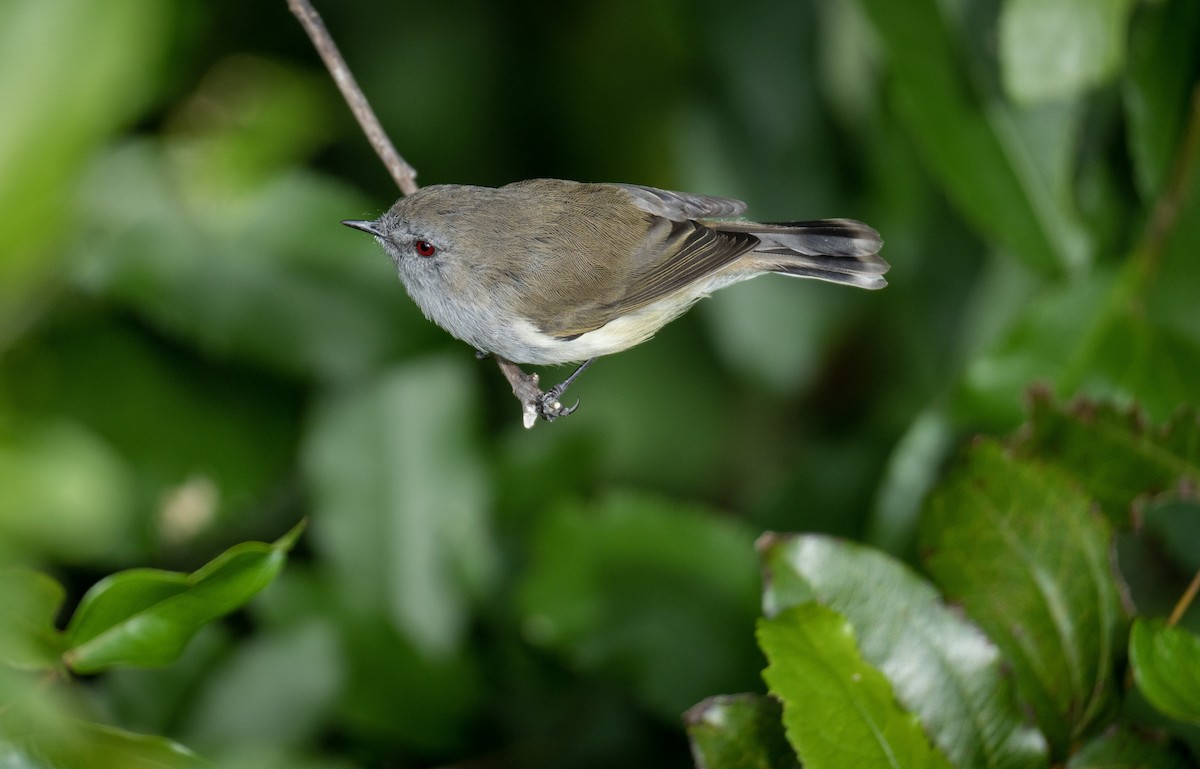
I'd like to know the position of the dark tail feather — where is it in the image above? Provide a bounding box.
[719,218,888,290]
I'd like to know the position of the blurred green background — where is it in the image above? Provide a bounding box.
[1,0,1197,766]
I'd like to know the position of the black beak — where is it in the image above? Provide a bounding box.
[342,219,383,237]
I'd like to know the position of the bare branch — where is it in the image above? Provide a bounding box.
[288,0,418,196]
[495,357,542,429]
[289,0,569,427]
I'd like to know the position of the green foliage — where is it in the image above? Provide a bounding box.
[1014,393,1200,524]
[63,522,304,672]
[716,402,1200,768]
[1,0,1199,767]
[760,603,955,769]
[0,524,300,677]
[1130,619,1200,725]
[0,570,67,671]
[921,441,1124,751]
[685,695,800,769]
[0,528,299,767]
[517,492,762,718]
[760,534,1047,769]
[999,0,1137,105]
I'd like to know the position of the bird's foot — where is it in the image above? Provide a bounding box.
[492,356,591,429]
[535,388,580,422]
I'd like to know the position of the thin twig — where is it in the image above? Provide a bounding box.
[287,0,418,196]
[1167,567,1200,628]
[289,0,562,426]
[1134,83,1200,285]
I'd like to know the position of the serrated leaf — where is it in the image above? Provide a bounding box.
[999,0,1137,105]
[0,569,66,671]
[1016,393,1200,526]
[859,0,1091,274]
[685,694,800,769]
[1129,618,1200,725]
[517,492,761,719]
[1066,725,1194,769]
[919,441,1125,754]
[304,357,496,658]
[760,534,1049,769]
[759,603,954,769]
[62,521,304,673]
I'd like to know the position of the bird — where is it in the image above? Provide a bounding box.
[344,179,886,424]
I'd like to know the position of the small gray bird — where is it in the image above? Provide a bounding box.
[344,179,886,423]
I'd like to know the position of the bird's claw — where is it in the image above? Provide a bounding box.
[536,391,580,422]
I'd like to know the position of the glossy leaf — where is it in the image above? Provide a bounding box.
[304,357,496,658]
[1129,618,1200,725]
[919,440,1125,754]
[62,522,304,673]
[759,603,954,769]
[999,0,1136,105]
[0,721,204,769]
[761,534,1049,769]
[1015,392,1200,525]
[0,568,66,671]
[517,491,761,719]
[685,694,800,769]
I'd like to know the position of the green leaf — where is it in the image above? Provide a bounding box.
[999,0,1137,105]
[859,0,1091,274]
[1066,725,1194,769]
[0,0,169,325]
[1015,393,1200,525]
[0,721,204,769]
[62,521,304,672]
[684,694,801,769]
[759,603,954,769]
[919,440,1125,754]
[517,491,761,719]
[760,534,1049,769]
[0,569,66,671]
[1124,0,1200,200]
[303,357,496,658]
[1129,617,1200,725]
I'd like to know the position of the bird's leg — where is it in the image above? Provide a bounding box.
[491,356,594,428]
[536,358,594,421]
[493,356,543,429]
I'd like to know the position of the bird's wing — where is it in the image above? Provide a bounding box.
[545,217,758,339]
[611,184,747,220]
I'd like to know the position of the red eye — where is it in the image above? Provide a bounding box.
[414,239,436,257]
